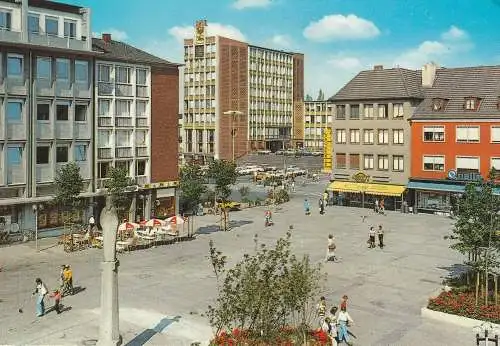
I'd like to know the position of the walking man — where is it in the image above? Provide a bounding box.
[325,234,337,262]
[368,226,376,248]
[33,278,48,317]
[374,198,379,213]
[319,198,324,215]
[378,224,384,248]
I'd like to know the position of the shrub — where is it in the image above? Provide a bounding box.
[275,189,290,204]
[238,186,250,198]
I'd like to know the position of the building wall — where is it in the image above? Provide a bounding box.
[151,66,179,182]
[331,100,415,185]
[303,101,333,150]
[410,120,500,180]
[217,37,248,161]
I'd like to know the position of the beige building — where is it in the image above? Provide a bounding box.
[303,101,333,151]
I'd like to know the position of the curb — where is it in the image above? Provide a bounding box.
[421,307,500,329]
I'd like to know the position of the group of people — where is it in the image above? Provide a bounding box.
[368,225,384,249]
[374,198,385,215]
[32,264,73,317]
[304,191,330,216]
[317,295,355,346]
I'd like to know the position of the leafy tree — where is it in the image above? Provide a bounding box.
[208,160,238,202]
[105,167,135,220]
[179,163,207,213]
[54,162,84,223]
[316,89,324,101]
[305,94,313,101]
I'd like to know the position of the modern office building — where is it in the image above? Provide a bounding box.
[327,64,425,210]
[0,0,93,232]
[93,34,180,222]
[182,20,304,163]
[303,101,333,151]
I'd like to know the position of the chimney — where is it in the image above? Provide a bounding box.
[102,33,112,43]
[422,62,439,87]
[374,65,383,71]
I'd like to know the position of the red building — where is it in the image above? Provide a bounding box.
[409,65,500,213]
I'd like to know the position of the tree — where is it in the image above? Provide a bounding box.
[305,94,313,101]
[316,89,324,101]
[54,162,84,223]
[179,163,207,213]
[207,233,324,344]
[105,167,135,221]
[208,160,238,202]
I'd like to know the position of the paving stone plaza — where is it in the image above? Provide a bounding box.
[0,183,478,345]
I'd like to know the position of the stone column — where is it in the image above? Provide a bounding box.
[97,196,121,346]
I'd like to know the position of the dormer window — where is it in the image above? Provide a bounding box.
[432,98,448,112]
[464,97,480,111]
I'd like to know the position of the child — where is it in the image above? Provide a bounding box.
[49,289,62,314]
[62,265,73,296]
[377,225,385,248]
[340,295,348,310]
[316,296,327,327]
[321,316,338,346]
[368,226,376,248]
[325,234,336,262]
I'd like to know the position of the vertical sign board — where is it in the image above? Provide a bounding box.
[194,20,207,58]
[323,128,332,172]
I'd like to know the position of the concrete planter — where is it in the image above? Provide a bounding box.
[421,307,500,329]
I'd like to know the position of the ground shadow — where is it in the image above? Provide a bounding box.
[124,315,181,346]
[228,220,253,229]
[437,263,471,279]
[45,305,72,315]
[196,225,220,235]
[67,286,86,296]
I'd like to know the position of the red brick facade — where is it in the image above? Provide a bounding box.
[151,66,179,182]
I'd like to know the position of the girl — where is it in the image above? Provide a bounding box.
[33,278,48,317]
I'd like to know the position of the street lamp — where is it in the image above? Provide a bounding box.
[32,204,38,251]
[223,110,243,162]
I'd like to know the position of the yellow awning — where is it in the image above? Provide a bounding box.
[327,181,406,197]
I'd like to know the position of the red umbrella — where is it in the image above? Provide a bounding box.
[117,222,139,232]
[144,218,167,227]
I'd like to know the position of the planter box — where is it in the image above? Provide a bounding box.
[421,307,500,329]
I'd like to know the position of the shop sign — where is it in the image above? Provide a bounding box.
[447,169,482,182]
[352,171,370,183]
[323,128,332,171]
[143,180,179,189]
[195,20,206,44]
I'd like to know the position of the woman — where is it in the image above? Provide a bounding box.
[337,306,354,345]
[33,278,48,317]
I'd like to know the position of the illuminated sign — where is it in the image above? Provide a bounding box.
[323,128,332,171]
[352,172,370,183]
[447,169,482,182]
[195,20,206,45]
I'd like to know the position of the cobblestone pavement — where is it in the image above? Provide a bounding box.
[0,184,478,345]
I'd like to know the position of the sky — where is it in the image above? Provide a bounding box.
[74,0,500,98]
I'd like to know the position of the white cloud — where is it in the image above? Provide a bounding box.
[92,28,128,41]
[168,23,245,42]
[303,14,380,42]
[269,34,292,48]
[232,0,271,10]
[441,25,468,41]
[328,55,362,70]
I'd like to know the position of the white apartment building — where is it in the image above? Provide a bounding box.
[303,101,333,151]
[0,0,93,233]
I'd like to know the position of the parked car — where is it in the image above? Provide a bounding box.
[257,150,271,155]
[275,150,284,155]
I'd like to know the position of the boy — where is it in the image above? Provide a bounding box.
[49,289,62,314]
[377,225,384,248]
[62,265,73,296]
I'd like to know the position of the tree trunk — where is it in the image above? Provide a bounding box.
[495,275,498,306]
[476,271,480,307]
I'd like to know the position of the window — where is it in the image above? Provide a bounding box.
[393,155,404,171]
[464,97,480,111]
[335,153,346,169]
[116,130,130,146]
[136,69,147,85]
[37,103,50,121]
[423,126,445,142]
[136,160,146,176]
[36,146,50,164]
[98,65,111,82]
[7,54,23,77]
[423,156,445,171]
[393,129,404,144]
[363,129,374,144]
[98,162,110,179]
[74,144,87,161]
[378,129,389,144]
[136,130,147,145]
[491,158,500,171]
[456,156,480,173]
[98,99,110,116]
[377,155,389,170]
[432,98,447,111]
[75,104,87,122]
[393,103,404,118]
[7,101,22,122]
[116,100,131,116]
[75,61,88,83]
[336,105,346,119]
[98,130,110,146]
[335,129,346,144]
[45,16,58,36]
[56,59,70,80]
[28,14,39,33]
[350,105,360,119]
[63,20,76,38]
[116,66,130,84]
[349,154,360,169]
[456,126,480,143]
[364,104,374,118]
[349,129,360,144]
[378,104,388,118]
[56,104,69,121]
[7,145,22,165]
[56,146,68,163]
[0,10,11,30]
[364,154,374,170]
[36,57,51,80]
[492,127,500,143]
[136,101,147,117]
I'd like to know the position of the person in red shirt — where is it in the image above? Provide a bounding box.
[49,289,62,314]
[340,295,348,310]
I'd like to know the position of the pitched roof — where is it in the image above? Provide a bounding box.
[329,68,424,101]
[92,38,180,68]
[412,65,500,119]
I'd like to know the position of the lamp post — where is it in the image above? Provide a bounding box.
[32,204,38,251]
[223,110,243,162]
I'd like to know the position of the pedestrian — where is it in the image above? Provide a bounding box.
[316,296,327,327]
[379,199,385,215]
[368,226,376,248]
[304,199,311,215]
[49,289,62,314]
[319,198,324,215]
[59,265,65,288]
[33,278,48,317]
[377,224,384,248]
[62,265,73,296]
[340,295,349,310]
[374,198,379,213]
[291,180,295,192]
[325,234,337,262]
[321,316,338,346]
[323,190,329,206]
[88,215,96,234]
[337,306,354,346]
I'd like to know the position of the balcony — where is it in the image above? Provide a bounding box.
[98,82,114,96]
[136,86,149,98]
[98,148,113,159]
[115,116,133,127]
[136,117,148,127]
[116,84,133,97]
[116,147,133,158]
[28,33,88,51]
[98,116,113,127]
[136,146,148,157]
[36,79,54,96]
[135,175,148,186]
[0,29,22,43]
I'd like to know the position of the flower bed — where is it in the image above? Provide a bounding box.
[210,328,330,346]
[428,290,500,324]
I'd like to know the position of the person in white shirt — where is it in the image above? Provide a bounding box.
[337,306,354,345]
[325,234,337,262]
[321,316,338,346]
[33,278,48,317]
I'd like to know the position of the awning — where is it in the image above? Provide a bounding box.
[408,181,500,195]
[327,181,406,197]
